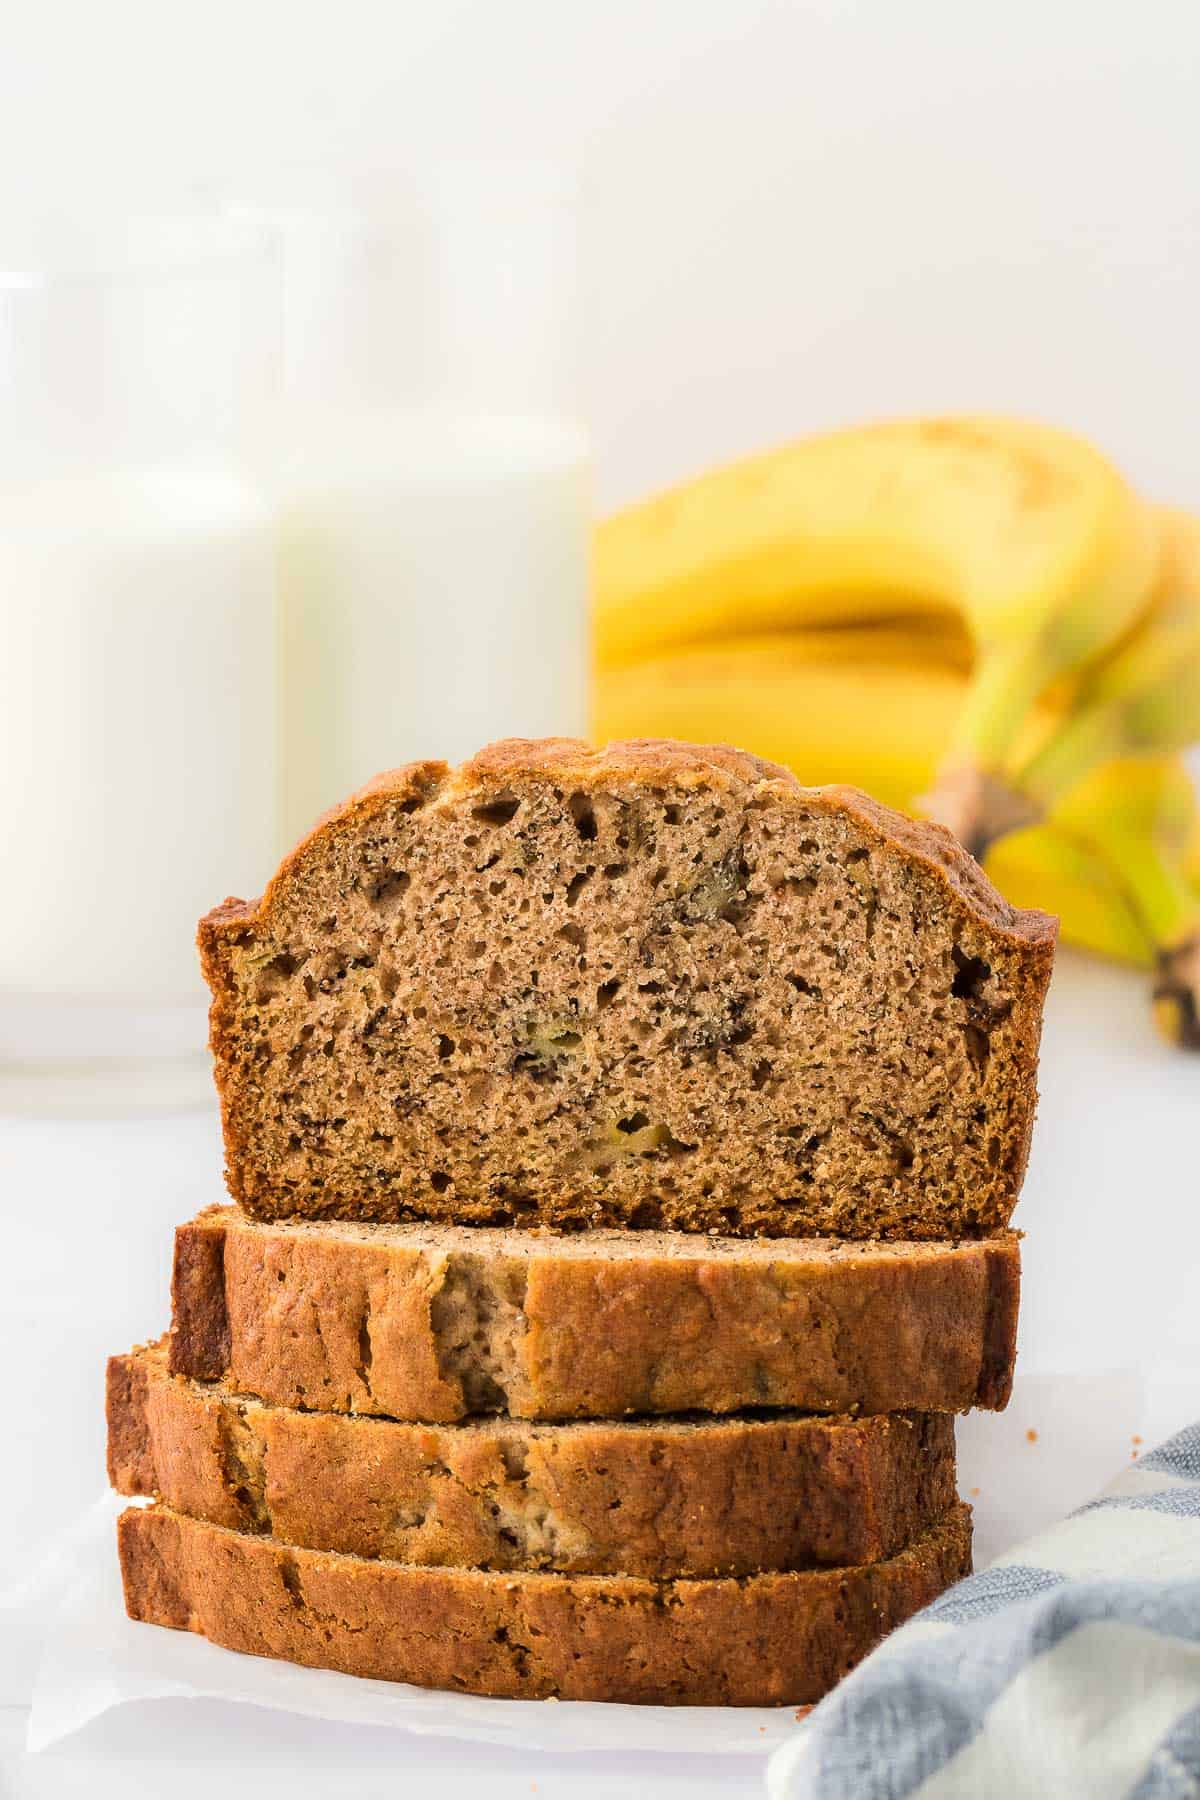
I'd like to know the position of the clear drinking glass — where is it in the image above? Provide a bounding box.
[263,167,592,843]
[0,221,280,1112]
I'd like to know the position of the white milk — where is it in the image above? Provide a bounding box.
[0,467,277,1013]
[279,411,589,840]
[266,170,591,839]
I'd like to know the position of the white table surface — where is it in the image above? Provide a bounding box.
[2,948,1196,1797]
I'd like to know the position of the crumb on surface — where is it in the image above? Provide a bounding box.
[1025,1428,1038,1443]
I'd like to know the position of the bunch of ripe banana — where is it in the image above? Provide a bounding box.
[592,417,1200,1049]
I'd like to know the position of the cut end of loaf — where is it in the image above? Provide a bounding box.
[199,737,1055,1238]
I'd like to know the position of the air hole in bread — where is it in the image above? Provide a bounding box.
[472,794,521,827]
[568,793,598,841]
[951,947,992,1001]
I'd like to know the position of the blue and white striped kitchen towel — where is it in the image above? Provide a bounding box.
[768,1422,1200,1799]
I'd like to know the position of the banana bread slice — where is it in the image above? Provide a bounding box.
[200,738,1054,1239]
[169,1206,1019,1419]
[118,1501,972,1706]
[108,1340,956,1577]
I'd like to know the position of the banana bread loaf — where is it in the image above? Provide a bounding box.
[118,1501,972,1706]
[200,738,1054,1239]
[109,1340,956,1577]
[169,1207,1020,1419]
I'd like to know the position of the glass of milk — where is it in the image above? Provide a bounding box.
[266,166,592,842]
[0,221,279,1111]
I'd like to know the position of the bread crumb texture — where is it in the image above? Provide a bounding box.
[200,738,1055,1238]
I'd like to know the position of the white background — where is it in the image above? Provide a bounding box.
[2,1,1199,1793]
[2,0,1199,510]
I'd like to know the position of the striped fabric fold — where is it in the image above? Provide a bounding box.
[768,1423,1200,1800]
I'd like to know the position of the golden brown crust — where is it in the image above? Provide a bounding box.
[105,1350,158,1496]
[167,1207,1020,1419]
[168,1210,230,1381]
[980,1237,1023,1409]
[110,1340,957,1577]
[200,739,1055,953]
[118,1501,973,1706]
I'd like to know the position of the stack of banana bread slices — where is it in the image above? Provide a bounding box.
[107,739,1054,1708]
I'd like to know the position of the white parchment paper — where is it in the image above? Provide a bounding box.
[21,1495,799,1757]
[17,1367,1197,1759]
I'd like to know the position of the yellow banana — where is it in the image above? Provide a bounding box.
[985,826,1154,968]
[592,632,964,809]
[1046,756,1200,1048]
[594,428,1194,1042]
[592,632,1158,967]
[596,420,1156,772]
[1010,507,1200,806]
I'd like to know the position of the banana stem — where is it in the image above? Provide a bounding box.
[927,636,1076,855]
[951,637,1059,772]
[920,765,1040,861]
[1015,705,1131,811]
[1154,939,1200,1050]
[1075,819,1200,1051]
